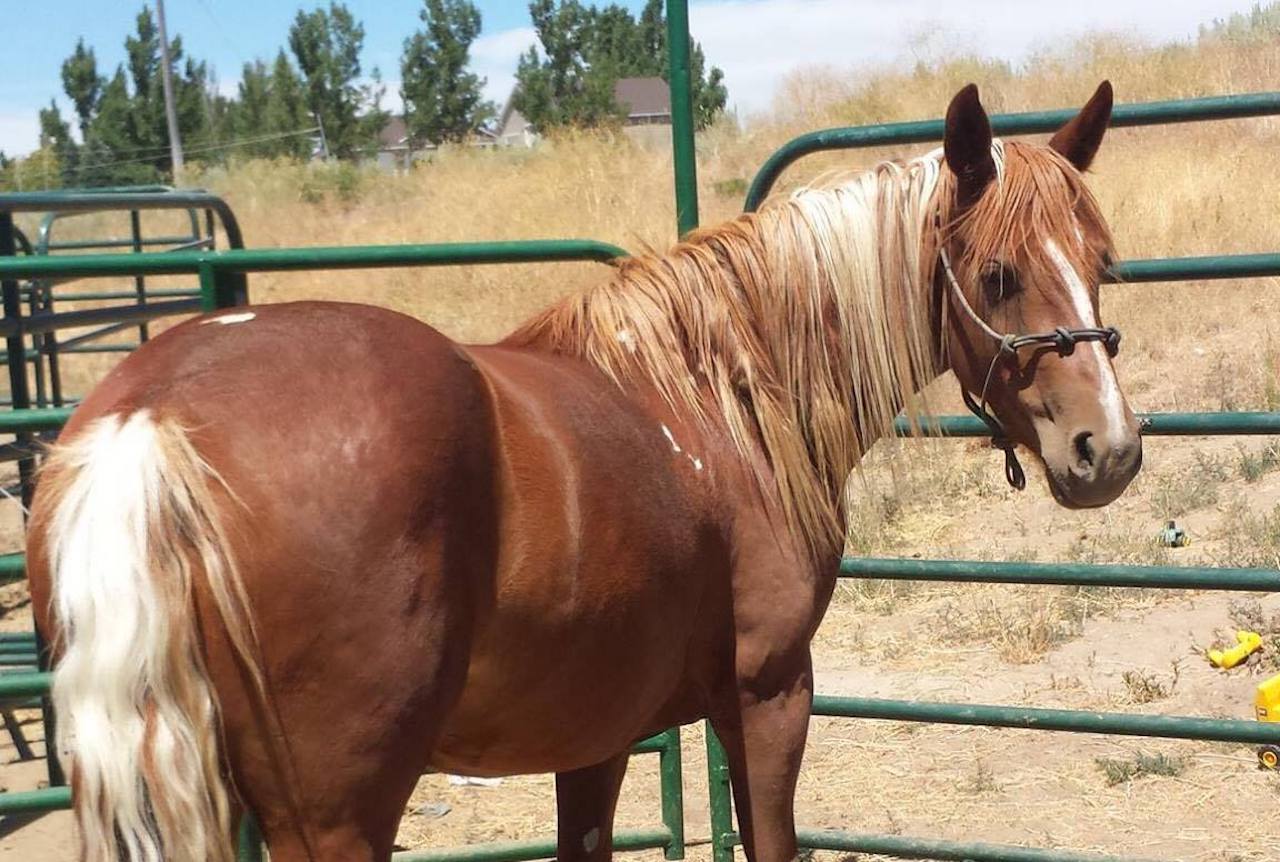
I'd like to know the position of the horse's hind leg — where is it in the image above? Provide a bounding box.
[205,553,476,862]
[220,647,467,862]
[555,752,631,861]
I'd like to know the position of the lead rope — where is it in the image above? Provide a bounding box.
[937,241,1121,492]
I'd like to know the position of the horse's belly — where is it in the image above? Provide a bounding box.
[429,551,716,776]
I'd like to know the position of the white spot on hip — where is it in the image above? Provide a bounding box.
[616,328,637,353]
[202,311,255,326]
[661,424,682,453]
[1044,238,1127,444]
[663,425,706,473]
[582,827,600,853]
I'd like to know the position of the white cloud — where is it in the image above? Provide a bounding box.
[687,0,1258,118]
[0,112,40,159]
[379,79,406,116]
[472,26,537,109]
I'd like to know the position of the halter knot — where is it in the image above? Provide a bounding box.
[1052,326,1077,356]
[1103,327,1121,357]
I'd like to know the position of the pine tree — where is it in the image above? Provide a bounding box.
[513,0,727,132]
[513,0,625,131]
[80,67,162,185]
[289,3,381,158]
[401,0,494,145]
[124,7,166,168]
[689,43,727,129]
[266,51,314,158]
[176,55,211,151]
[38,101,77,179]
[42,7,218,185]
[61,39,103,140]
[235,60,272,154]
[637,0,665,74]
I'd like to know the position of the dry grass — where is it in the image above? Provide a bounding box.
[1095,751,1189,786]
[1120,664,1182,704]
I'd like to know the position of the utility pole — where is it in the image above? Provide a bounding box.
[155,0,185,178]
[315,112,331,160]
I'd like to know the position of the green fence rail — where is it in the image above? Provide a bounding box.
[0,239,628,281]
[0,720,685,862]
[841,557,1280,590]
[0,229,686,861]
[743,90,1280,211]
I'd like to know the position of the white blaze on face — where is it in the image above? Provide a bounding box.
[1044,238,1127,445]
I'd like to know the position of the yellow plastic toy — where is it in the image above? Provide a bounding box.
[1256,673,1280,770]
[1208,630,1263,669]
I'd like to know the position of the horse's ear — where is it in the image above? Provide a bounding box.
[1049,80,1113,171]
[944,83,996,208]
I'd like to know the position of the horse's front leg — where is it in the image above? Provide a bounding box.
[711,647,814,862]
[555,752,631,861]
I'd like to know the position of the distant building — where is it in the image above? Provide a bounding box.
[494,76,674,149]
[494,101,538,149]
[374,115,413,171]
[373,114,500,171]
[374,76,676,165]
[612,77,672,126]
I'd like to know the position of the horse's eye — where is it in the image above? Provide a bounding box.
[981,261,1020,302]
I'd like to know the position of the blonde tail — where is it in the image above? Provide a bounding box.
[41,410,261,862]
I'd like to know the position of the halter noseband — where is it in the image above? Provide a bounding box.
[937,242,1121,491]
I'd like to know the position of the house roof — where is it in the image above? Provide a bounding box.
[378,116,408,149]
[613,77,670,118]
[497,77,672,128]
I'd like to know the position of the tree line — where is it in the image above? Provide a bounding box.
[1,0,727,190]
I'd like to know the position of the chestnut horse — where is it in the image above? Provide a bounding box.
[25,82,1140,862]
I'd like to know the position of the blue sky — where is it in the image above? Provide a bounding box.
[0,0,1261,156]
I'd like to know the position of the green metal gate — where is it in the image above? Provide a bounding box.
[0,236,687,861]
[1,2,1278,860]
[682,35,1280,862]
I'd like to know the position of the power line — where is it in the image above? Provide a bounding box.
[193,0,250,64]
[65,126,321,175]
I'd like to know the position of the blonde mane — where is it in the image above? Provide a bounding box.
[507,140,1110,562]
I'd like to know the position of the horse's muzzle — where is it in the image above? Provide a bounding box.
[1047,425,1143,508]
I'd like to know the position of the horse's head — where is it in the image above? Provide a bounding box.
[935,81,1141,508]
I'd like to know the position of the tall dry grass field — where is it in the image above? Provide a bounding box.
[178,27,1280,338]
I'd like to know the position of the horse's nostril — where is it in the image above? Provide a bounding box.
[1073,431,1095,468]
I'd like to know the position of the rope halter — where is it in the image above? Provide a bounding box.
[937,243,1121,490]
